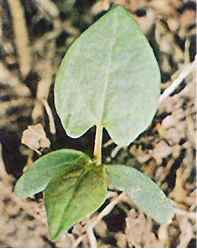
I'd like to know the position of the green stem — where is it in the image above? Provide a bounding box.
[94,124,103,165]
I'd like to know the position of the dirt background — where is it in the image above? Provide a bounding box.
[0,0,196,248]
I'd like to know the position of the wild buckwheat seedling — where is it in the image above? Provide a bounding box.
[15,5,173,241]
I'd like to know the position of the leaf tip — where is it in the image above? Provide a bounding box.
[155,202,174,224]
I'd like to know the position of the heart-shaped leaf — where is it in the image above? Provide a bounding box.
[15,149,90,198]
[44,164,107,241]
[105,165,173,223]
[55,5,160,146]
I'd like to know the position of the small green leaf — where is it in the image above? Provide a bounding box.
[105,165,173,223]
[55,5,160,146]
[15,149,90,198]
[45,164,107,241]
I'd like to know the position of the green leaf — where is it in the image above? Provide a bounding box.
[15,149,90,198]
[55,5,160,146]
[105,165,173,223]
[44,164,107,241]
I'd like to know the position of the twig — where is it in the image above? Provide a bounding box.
[87,228,97,248]
[43,99,56,135]
[159,58,196,104]
[87,192,126,231]
[72,234,86,248]
[7,0,31,77]
[73,192,126,248]
[174,208,196,220]
[35,0,59,18]
[111,145,124,158]
[72,192,126,248]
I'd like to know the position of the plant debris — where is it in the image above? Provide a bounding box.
[0,0,196,247]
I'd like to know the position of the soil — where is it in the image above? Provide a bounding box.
[0,0,196,248]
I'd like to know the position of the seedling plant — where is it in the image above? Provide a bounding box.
[15,5,173,242]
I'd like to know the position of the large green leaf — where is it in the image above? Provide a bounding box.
[15,149,90,198]
[105,165,173,223]
[44,164,107,241]
[55,5,160,146]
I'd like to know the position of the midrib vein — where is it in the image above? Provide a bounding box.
[100,23,117,125]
